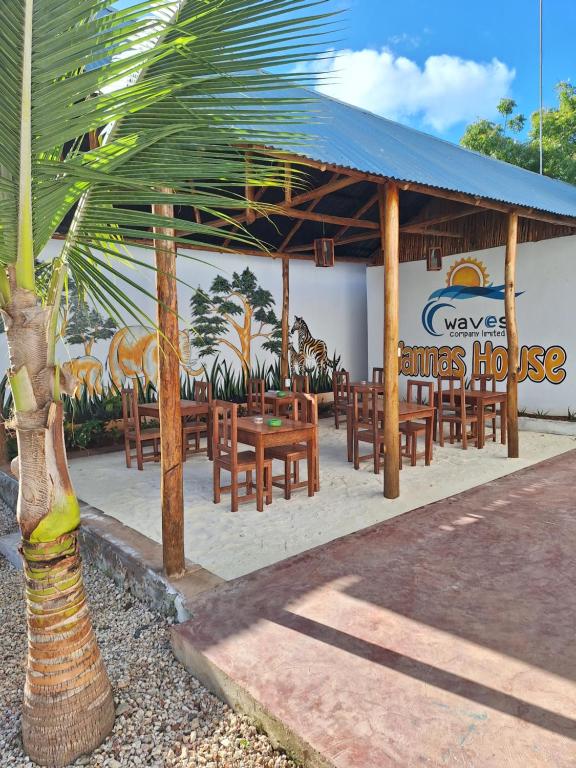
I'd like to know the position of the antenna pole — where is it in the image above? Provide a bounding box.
[539,0,543,174]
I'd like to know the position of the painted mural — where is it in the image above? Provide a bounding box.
[289,316,340,375]
[190,268,281,382]
[56,267,343,406]
[60,280,204,397]
[107,326,203,389]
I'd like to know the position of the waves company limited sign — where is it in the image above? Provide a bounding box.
[421,257,519,339]
[400,258,567,385]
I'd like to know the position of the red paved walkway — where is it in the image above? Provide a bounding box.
[173,451,576,768]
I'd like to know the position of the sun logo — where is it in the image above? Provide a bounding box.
[446,258,490,288]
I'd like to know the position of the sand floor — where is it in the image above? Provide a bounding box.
[70,423,576,580]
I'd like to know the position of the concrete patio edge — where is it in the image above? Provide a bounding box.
[0,469,224,621]
[171,629,332,768]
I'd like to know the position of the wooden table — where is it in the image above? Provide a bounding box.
[138,399,212,457]
[436,390,507,449]
[237,416,316,511]
[264,391,296,416]
[346,401,436,466]
[350,381,384,389]
[138,399,209,419]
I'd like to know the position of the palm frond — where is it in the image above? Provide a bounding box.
[1,0,334,331]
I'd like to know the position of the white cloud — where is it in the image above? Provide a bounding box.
[304,48,515,132]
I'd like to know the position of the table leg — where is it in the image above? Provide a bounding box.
[314,425,320,491]
[478,404,485,449]
[207,409,213,461]
[307,437,314,497]
[256,435,264,512]
[425,413,433,465]
[346,404,353,463]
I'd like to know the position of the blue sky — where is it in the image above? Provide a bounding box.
[329,0,575,142]
[115,0,575,144]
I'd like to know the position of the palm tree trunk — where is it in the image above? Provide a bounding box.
[4,283,114,767]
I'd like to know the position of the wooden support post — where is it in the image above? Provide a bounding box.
[379,182,400,499]
[153,194,185,578]
[281,255,290,383]
[505,211,520,458]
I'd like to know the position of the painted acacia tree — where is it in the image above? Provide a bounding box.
[0,1,329,764]
[63,281,117,356]
[190,268,282,381]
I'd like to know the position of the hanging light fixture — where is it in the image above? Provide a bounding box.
[314,238,335,268]
[426,246,443,271]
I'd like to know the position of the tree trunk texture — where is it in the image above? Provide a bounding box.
[153,201,185,578]
[3,281,114,766]
[379,183,400,499]
[505,212,520,458]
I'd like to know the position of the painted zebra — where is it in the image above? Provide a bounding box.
[288,342,307,376]
[290,316,335,373]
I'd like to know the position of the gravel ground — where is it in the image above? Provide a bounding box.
[0,503,298,768]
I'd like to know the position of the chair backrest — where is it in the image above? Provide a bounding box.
[372,367,384,384]
[406,379,434,406]
[352,385,373,428]
[292,374,310,394]
[246,378,265,415]
[293,392,318,426]
[470,373,496,392]
[333,370,350,405]
[212,400,237,461]
[121,387,141,439]
[437,373,466,414]
[194,379,212,403]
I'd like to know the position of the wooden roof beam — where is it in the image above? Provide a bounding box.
[400,202,480,230]
[400,226,464,239]
[262,150,576,228]
[280,173,339,250]
[203,175,358,231]
[183,241,370,264]
[270,208,379,230]
[333,192,379,240]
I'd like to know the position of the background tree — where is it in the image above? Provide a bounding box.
[461,83,576,184]
[0,1,329,764]
[63,281,117,356]
[191,268,282,381]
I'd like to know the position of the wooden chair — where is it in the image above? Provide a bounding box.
[182,380,212,459]
[372,367,384,384]
[437,373,479,450]
[332,370,351,430]
[470,373,499,443]
[121,387,161,470]
[351,386,402,474]
[246,378,266,416]
[291,374,310,394]
[400,379,434,466]
[265,392,318,500]
[212,400,272,512]
[352,385,383,473]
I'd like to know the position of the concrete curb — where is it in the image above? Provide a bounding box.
[0,469,223,621]
[519,417,576,437]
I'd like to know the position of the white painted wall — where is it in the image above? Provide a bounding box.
[9,240,367,388]
[367,235,576,416]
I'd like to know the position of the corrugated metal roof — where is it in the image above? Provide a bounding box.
[269,88,576,219]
